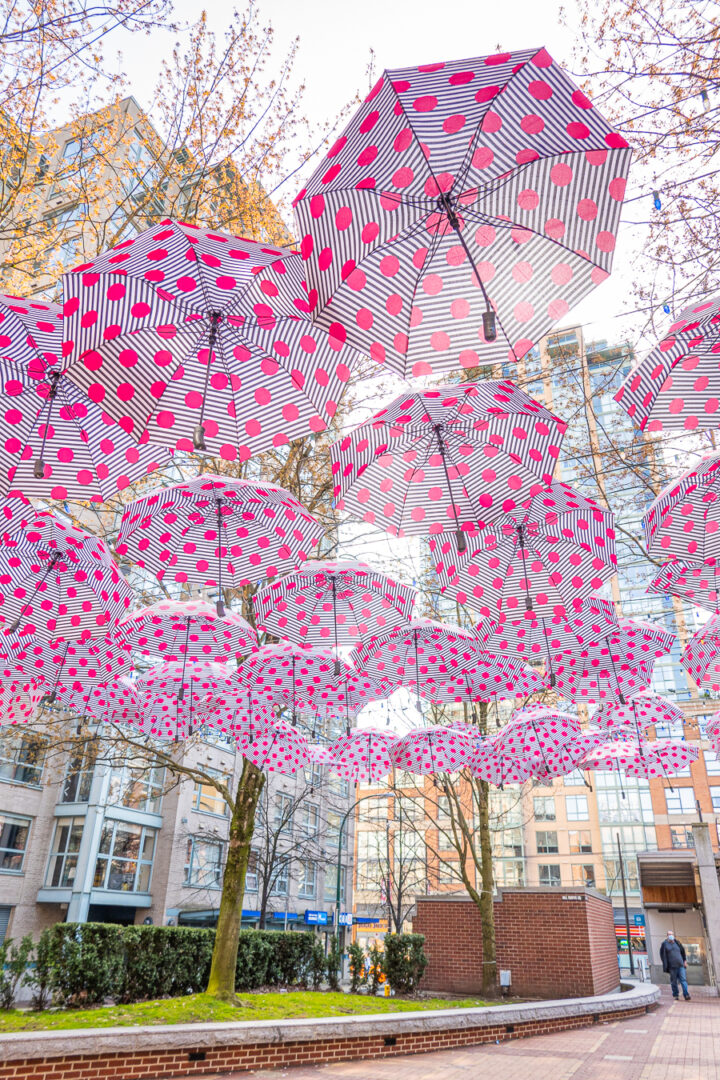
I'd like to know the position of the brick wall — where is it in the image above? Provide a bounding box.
[413,887,618,998]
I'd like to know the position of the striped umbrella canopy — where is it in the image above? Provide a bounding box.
[552,617,675,703]
[8,632,132,704]
[238,715,310,774]
[253,560,416,653]
[118,599,257,665]
[330,382,566,548]
[643,453,720,564]
[115,474,324,610]
[431,481,617,620]
[295,48,630,380]
[615,292,720,434]
[0,295,168,502]
[329,727,400,782]
[390,725,475,775]
[80,676,141,726]
[351,618,487,685]
[649,560,720,614]
[476,597,619,686]
[592,691,686,733]
[0,509,134,643]
[496,705,582,772]
[582,737,699,780]
[681,616,720,691]
[530,730,607,780]
[413,654,547,703]
[135,660,245,739]
[470,737,534,785]
[0,677,44,725]
[61,220,361,463]
[241,643,352,718]
[303,672,395,722]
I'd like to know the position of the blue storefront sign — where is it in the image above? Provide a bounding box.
[304,910,329,925]
[273,911,299,922]
[338,912,353,926]
[634,914,646,926]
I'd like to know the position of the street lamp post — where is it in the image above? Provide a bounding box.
[334,791,393,959]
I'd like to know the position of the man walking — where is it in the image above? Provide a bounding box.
[660,930,691,1000]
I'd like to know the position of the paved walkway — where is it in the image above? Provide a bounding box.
[213,986,720,1080]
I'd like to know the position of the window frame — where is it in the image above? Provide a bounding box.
[184,836,225,890]
[0,812,32,874]
[93,820,156,893]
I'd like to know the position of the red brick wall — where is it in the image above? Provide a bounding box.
[0,1004,655,1080]
[414,889,618,998]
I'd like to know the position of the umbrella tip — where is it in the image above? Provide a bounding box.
[44,691,57,705]
[525,596,534,613]
[549,673,556,688]
[192,425,207,451]
[33,459,45,480]
[216,599,226,617]
[482,310,497,342]
[333,659,341,676]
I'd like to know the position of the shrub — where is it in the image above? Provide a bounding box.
[27,930,54,1010]
[42,923,124,1005]
[309,941,326,989]
[367,943,384,995]
[119,926,214,1002]
[347,943,366,993]
[383,934,427,995]
[235,930,276,990]
[325,935,341,991]
[272,931,315,987]
[0,936,34,1009]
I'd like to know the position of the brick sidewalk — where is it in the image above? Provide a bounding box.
[211,986,720,1080]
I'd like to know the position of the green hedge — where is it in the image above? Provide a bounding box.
[28,924,324,1007]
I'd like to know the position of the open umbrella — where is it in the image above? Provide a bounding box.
[118,599,257,667]
[116,474,324,612]
[0,677,44,725]
[615,292,720,433]
[643,453,720,564]
[681,617,720,692]
[391,725,475,775]
[331,381,566,549]
[306,672,394,723]
[496,705,582,775]
[295,48,630,379]
[0,509,134,642]
[582,738,698,781]
[649,560,720,613]
[431,481,616,619]
[253,560,416,657]
[352,618,485,687]
[135,660,245,739]
[242,643,351,721]
[592,691,686,733]
[329,727,400,782]
[470,738,534,786]
[0,295,168,501]
[9,632,131,704]
[414,654,547,703]
[61,221,361,461]
[238,716,310,774]
[552,617,675,703]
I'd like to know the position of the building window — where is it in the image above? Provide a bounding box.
[571,864,596,887]
[273,792,294,835]
[46,818,84,887]
[192,771,229,817]
[324,864,346,902]
[184,837,224,889]
[0,735,46,787]
[703,750,720,776]
[298,860,317,899]
[533,797,555,822]
[495,860,525,887]
[536,830,559,854]
[61,740,98,803]
[326,810,341,844]
[665,788,696,815]
[0,814,31,873]
[364,797,389,821]
[566,795,589,821]
[328,775,350,798]
[299,802,319,837]
[245,850,259,893]
[710,787,720,813]
[563,769,586,786]
[396,797,423,821]
[93,822,156,892]
[569,830,593,854]
[303,762,324,787]
[270,859,289,896]
[539,864,562,886]
[670,826,694,849]
[107,765,164,813]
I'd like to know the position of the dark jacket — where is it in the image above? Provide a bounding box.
[660,938,686,972]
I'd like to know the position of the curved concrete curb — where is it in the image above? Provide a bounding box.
[0,980,660,1062]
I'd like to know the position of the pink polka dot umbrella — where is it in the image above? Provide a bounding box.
[551,617,675,703]
[615,292,720,434]
[496,704,583,775]
[301,672,395,725]
[592,691,687,733]
[413,654,547,704]
[61,221,361,461]
[470,737,534,786]
[681,616,720,691]
[0,677,44,725]
[242,643,354,722]
[352,618,489,688]
[649,559,720,614]
[530,730,608,781]
[0,295,168,501]
[643,452,720,565]
[390,725,476,775]
[135,660,246,740]
[118,599,257,667]
[330,381,566,550]
[253,560,416,656]
[582,737,698,782]
[0,508,134,643]
[81,676,143,727]
[7,632,132,705]
[295,48,630,381]
[431,481,617,620]
[115,474,324,611]
[329,727,400,782]
[238,715,310,774]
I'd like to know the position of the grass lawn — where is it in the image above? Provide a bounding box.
[0,991,500,1032]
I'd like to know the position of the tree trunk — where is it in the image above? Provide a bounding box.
[475,701,496,996]
[206,759,265,999]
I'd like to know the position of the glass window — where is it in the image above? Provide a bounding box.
[665,788,696,815]
[184,837,224,889]
[704,750,720,776]
[270,859,289,896]
[324,864,346,902]
[273,792,294,835]
[538,864,561,886]
[569,830,593,854]
[536,830,559,854]
[93,821,156,892]
[566,795,589,821]
[298,860,316,898]
[563,769,586,786]
[571,864,596,887]
[0,735,46,786]
[495,860,525,886]
[363,797,389,821]
[326,810,341,844]
[303,761,324,786]
[603,857,640,894]
[710,787,720,813]
[396,796,423,821]
[670,826,694,849]
[0,813,31,872]
[107,765,164,813]
[533,797,555,821]
[438,858,460,885]
[299,802,319,837]
[46,818,84,887]
[192,770,229,816]
[61,740,98,803]
[245,850,259,893]
[328,775,350,798]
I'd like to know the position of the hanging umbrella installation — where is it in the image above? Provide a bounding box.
[681,617,720,692]
[352,618,488,690]
[649,560,720,614]
[8,632,132,705]
[116,474,325,613]
[552,618,675,703]
[592,691,686,733]
[61,221,361,461]
[331,382,566,551]
[582,738,698,782]
[470,737,534,786]
[390,725,475,775]
[295,48,630,379]
[242,643,352,722]
[135,661,246,740]
[431,481,617,619]
[414,654,547,703]
[642,452,720,565]
[496,704,582,775]
[328,727,400,782]
[0,676,44,726]
[615,292,720,434]
[118,599,257,667]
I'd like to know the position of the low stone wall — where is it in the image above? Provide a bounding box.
[0,982,660,1080]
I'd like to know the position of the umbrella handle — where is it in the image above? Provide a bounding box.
[178,618,192,701]
[331,577,341,675]
[193,314,222,451]
[433,426,467,554]
[33,370,61,479]
[7,550,62,633]
[214,497,225,617]
[517,525,534,613]
[436,194,498,343]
